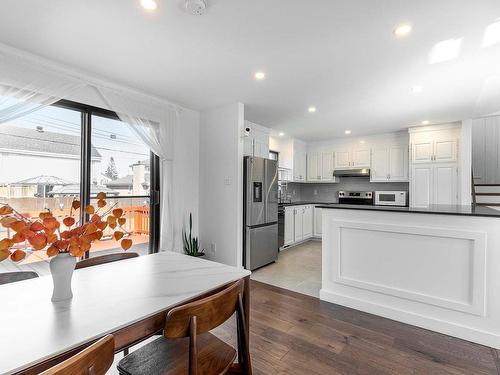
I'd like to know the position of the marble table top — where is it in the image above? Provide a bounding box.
[0,252,250,375]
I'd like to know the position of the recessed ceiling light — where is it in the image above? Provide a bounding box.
[279,132,285,136]
[360,140,366,144]
[345,130,351,135]
[140,0,157,11]
[254,71,266,81]
[429,38,462,64]
[482,19,500,48]
[394,23,412,37]
[308,106,317,113]
[421,120,430,125]
[411,85,423,94]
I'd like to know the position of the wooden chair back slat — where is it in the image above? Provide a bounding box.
[0,271,38,285]
[165,280,244,338]
[41,335,114,375]
[75,253,138,270]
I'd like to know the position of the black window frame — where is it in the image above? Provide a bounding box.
[53,99,160,256]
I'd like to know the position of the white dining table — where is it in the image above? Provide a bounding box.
[0,251,251,375]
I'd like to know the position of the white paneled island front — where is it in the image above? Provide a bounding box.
[319,204,500,348]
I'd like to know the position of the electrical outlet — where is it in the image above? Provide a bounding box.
[210,243,216,253]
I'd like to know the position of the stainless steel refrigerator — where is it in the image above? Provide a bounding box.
[243,156,278,271]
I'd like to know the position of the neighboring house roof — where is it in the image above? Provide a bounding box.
[130,158,150,168]
[105,175,133,189]
[0,125,101,158]
[48,184,119,196]
[12,175,74,186]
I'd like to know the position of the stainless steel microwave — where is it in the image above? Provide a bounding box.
[375,191,407,206]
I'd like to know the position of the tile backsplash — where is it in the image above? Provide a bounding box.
[285,178,409,203]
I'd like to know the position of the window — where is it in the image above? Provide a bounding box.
[0,100,160,275]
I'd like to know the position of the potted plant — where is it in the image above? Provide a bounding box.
[183,213,204,257]
[0,192,132,302]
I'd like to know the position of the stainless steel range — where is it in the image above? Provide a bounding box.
[338,191,374,205]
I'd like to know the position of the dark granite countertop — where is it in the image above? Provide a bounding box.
[316,203,500,218]
[279,201,334,207]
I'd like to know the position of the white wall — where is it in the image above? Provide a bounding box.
[66,85,201,252]
[199,102,244,267]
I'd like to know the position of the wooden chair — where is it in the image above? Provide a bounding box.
[41,335,115,375]
[117,279,252,375]
[75,252,139,270]
[0,271,38,285]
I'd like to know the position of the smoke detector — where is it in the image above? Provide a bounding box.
[185,0,207,15]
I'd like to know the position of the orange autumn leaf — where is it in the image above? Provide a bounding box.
[114,231,124,241]
[46,246,59,257]
[118,218,126,226]
[0,238,13,251]
[12,232,26,243]
[90,214,101,223]
[85,223,98,234]
[112,208,123,218]
[85,205,95,215]
[47,233,58,244]
[96,221,107,231]
[97,199,106,208]
[0,205,13,215]
[63,217,75,227]
[96,192,107,200]
[10,249,26,262]
[21,229,36,239]
[43,217,59,230]
[69,245,82,257]
[1,216,17,228]
[72,200,81,210]
[39,212,52,220]
[54,240,69,250]
[121,238,132,250]
[30,221,45,231]
[29,233,47,250]
[0,249,11,262]
[11,220,26,233]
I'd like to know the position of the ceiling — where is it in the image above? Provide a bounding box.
[1,0,500,141]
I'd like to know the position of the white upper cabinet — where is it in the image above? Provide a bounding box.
[307,151,336,182]
[335,146,370,169]
[294,150,307,181]
[243,121,270,159]
[409,123,461,207]
[321,152,335,180]
[410,126,459,164]
[370,142,408,182]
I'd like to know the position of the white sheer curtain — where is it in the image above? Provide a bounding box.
[0,43,84,124]
[96,87,179,252]
[0,42,180,252]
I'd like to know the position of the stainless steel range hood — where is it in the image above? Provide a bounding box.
[333,168,370,178]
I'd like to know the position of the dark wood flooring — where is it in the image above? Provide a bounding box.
[213,281,500,375]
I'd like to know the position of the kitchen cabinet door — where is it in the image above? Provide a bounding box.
[321,152,335,180]
[294,207,303,242]
[389,145,408,181]
[411,165,433,207]
[307,152,320,181]
[314,207,322,237]
[243,138,254,157]
[371,147,390,182]
[294,151,307,181]
[352,148,370,168]
[335,150,351,169]
[434,140,457,163]
[434,163,458,205]
[284,208,294,246]
[412,141,433,163]
[303,206,313,239]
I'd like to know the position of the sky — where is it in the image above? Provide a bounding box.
[8,104,150,182]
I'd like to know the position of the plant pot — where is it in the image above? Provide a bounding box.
[49,253,76,302]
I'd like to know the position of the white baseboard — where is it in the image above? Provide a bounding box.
[320,289,500,349]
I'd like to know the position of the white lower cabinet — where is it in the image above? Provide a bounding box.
[411,163,458,207]
[284,208,295,246]
[314,207,322,237]
[284,205,314,247]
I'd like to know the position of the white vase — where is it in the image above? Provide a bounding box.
[49,253,76,302]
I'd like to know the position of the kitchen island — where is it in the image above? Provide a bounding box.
[319,204,500,348]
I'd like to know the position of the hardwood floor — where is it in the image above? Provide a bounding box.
[213,281,500,375]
